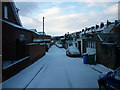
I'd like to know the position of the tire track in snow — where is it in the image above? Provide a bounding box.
[63,63,73,88]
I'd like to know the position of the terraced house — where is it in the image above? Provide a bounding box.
[1,0,51,81]
[63,19,120,69]
[80,20,120,69]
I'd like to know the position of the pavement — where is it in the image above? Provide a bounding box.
[2,45,113,88]
[89,64,113,74]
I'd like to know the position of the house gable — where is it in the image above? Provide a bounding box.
[2,1,22,26]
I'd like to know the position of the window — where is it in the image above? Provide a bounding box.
[18,34,26,42]
[87,41,96,48]
[4,6,8,19]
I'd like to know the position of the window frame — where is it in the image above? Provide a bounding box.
[4,6,9,19]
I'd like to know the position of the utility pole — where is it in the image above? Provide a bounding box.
[43,17,45,35]
[43,17,45,43]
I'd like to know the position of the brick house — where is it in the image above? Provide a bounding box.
[79,20,120,69]
[1,1,51,81]
[1,1,41,61]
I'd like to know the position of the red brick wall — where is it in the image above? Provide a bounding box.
[37,35,51,39]
[26,44,46,64]
[2,21,34,60]
[2,44,46,81]
[2,22,17,60]
[2,56,30,81]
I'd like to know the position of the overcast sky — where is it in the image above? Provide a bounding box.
[14,0,119,36]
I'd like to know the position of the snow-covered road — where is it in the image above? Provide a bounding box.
[3,45,100,88]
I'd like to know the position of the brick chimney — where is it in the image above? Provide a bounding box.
[100,22,104,28]
[107,20,111,26]
[115,20,119,25]
[96,24,99,29]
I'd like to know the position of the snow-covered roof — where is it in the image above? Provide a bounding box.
[116,23,120,27]
[30,29,40,35]
[0,19,40,35]
[60,38,65,40]
[81,31,85,35]
[33,39,51,42]
[78,20,119,35]
[95,24,107,32]
[86,28,94,34]
[10,2,22,26]
[103,23,115,33]
[38,32,46,35]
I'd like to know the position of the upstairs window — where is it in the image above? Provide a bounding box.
[4,6,8,19]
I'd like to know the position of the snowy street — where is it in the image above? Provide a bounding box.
[3,45,100,88]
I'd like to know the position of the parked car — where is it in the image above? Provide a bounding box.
[66,46,80,57]
[98,67,120,90]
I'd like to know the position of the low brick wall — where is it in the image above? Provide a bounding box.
[2,43,46,81]
[26,43,46,65]
[2,56,30,81]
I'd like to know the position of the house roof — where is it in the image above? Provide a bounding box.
[81,24,110,34]
[10,2,22,26]
[1,19,52,37]
[103,23,115,33]
[0,19,40,35]
[95,24,107,32]
[33,39,51,42]
[38,32,46,35]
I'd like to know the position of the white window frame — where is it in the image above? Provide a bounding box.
[4,6,8,19]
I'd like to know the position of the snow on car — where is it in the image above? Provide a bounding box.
[66,46,80,57]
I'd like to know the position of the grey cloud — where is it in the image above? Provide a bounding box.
[15,2,40,16]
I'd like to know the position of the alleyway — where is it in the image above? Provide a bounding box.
[3,45,100,88]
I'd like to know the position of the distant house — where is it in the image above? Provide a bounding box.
[33,33,51,51]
